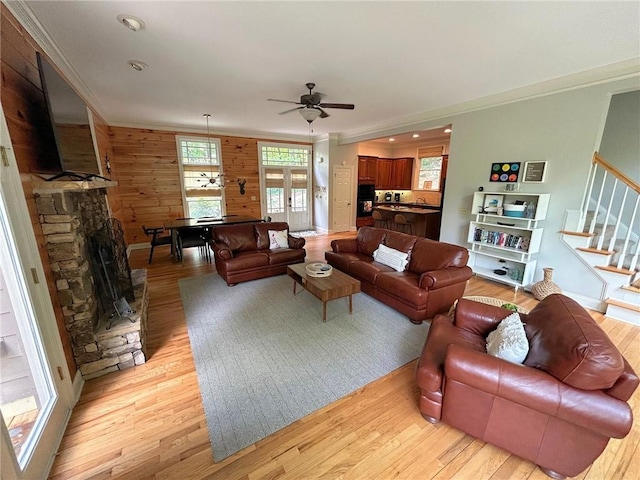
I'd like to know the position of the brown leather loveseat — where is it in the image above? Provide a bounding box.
[416,295,638,479]
[325,226,472,323]
[210,222,306,285]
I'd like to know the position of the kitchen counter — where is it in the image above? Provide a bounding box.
[374,205,442,240]
[375,202,441,210]
[375,205,440,215]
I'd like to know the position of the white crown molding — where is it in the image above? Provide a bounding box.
[4,0,107,118]
[338,58,640,145]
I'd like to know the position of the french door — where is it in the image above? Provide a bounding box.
[258,142,312,232]
[262,167,311,231]
[0,105,74,479]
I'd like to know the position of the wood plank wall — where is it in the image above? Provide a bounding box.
[91,112,122,219]
[1,4,76,374]
[109,127,310,245]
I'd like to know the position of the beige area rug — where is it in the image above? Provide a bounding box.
[178,273,430,461]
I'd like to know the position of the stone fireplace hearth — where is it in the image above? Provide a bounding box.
[33,180,148,379]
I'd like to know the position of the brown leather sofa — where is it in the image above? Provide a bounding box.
[325,226,472,323]
[210,222,306,285]
[416,294,638,479]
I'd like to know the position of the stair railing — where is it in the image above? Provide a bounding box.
[580,153,640,271]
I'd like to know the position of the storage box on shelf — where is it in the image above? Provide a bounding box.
[468,191,550,290]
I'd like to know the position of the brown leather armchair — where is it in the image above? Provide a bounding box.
[416,295,638,479]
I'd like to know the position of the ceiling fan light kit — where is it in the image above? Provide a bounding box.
[299,108,322,123]
[268,82,354,124]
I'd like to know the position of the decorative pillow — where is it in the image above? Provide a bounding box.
[268,229,289,249]
[486,312,529,364]
[372,243,409,272]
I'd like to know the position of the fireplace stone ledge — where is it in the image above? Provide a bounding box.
[32,180,117,194]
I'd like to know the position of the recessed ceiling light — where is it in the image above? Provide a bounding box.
[389,138,395,142]
[444,127,452,133]
[412,134,420,138]
[128,60,148,71]
[117,14,145,32]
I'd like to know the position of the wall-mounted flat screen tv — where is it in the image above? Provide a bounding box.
[36,52,100,177]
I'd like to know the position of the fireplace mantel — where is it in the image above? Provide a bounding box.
[33,179,118,194]
[33,180,118,194]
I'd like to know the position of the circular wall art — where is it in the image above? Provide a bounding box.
[489,162,521,182]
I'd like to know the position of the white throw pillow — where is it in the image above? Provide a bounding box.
[486,312,529,364]
[268,229,289,249]
[372,244,409,272]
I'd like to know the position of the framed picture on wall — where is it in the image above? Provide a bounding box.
[489,162,521,183]
[523,161,548,183]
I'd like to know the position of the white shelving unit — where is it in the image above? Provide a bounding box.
[468,191,550,290]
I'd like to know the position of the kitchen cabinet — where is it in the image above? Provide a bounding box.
[376,159,393,189]
[358,156,377,182]
[374,157,413,189]
[467,191,550,291]
[391,157,414,189]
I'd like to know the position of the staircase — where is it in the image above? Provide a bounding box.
[561,153,640,325]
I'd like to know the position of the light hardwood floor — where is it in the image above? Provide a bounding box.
[48,232,640,479]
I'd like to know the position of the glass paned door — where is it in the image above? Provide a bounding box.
[261,167,310,230]
[0,262,51,462]
[1,104,72,479]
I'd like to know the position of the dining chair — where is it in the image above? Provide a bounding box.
[141,225,172,264]
[175,219,210,264]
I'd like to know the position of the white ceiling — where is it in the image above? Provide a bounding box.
[13,1,640,144]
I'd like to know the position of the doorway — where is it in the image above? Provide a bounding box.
[332,166,353,232]
[258,142,312,231]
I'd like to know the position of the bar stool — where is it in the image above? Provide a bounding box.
[372,210,390,229]
[393,214,414,235]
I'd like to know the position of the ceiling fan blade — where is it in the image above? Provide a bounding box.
[268,98,300,104]
[279,106,304,115]
[319,103,355,110]
[318,108,330,119]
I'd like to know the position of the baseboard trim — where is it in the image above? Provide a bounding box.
[72,368,84,404]
[561,290,606,312]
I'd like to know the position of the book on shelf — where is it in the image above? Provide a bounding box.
[472,227,528,251]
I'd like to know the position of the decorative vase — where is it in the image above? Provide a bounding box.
[531,267,562,300]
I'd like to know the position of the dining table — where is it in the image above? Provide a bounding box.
[164,215,263,261]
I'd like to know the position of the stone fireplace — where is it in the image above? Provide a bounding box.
[33,179,148,379]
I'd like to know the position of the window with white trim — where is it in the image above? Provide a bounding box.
[260,144,310,167]
[415,146,444,191]
[176,136,225,218]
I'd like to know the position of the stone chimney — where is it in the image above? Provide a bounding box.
[33,180,148,379]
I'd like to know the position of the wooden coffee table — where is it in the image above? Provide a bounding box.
[287,263,361,322]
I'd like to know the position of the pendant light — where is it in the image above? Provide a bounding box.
[199,113,223,188]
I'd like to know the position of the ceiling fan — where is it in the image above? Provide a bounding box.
[268,82,355,123]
